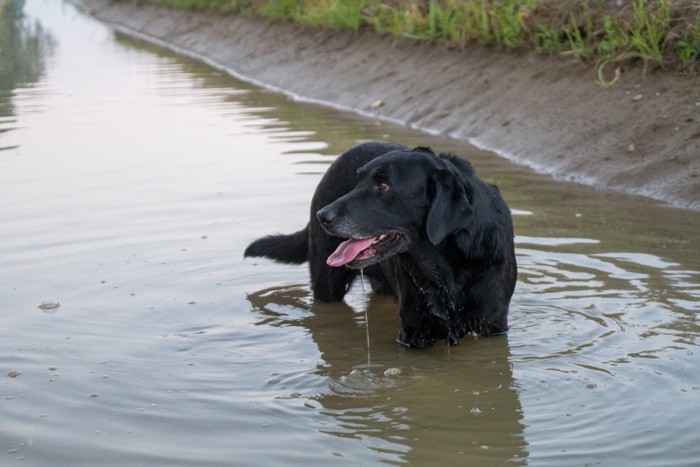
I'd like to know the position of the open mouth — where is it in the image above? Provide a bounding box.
[326,232,406,268]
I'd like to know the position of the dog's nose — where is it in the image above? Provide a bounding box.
[316,206,336,227]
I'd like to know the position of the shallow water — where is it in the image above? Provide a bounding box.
[1,0,698,465]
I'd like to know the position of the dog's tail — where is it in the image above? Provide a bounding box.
[244,225,309,264]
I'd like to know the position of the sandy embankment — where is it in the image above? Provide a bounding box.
[75,0,699,210]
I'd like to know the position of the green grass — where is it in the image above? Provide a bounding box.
[296,0,367,30]
[139,0,700,74]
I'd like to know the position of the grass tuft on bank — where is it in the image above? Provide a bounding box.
[142,0,700,74]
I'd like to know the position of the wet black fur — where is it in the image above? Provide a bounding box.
[244,142,517,347]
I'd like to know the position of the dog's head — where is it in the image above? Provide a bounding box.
[317,147,474,269]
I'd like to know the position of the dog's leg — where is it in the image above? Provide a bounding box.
[309,261,356,302]
[364,264,395,296]
[393,284,441,348]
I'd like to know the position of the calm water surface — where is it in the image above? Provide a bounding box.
[1,0,698,465]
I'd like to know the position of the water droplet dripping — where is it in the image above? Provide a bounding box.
[360,268,371,371]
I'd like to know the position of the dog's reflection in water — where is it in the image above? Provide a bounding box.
[246,283,527,464]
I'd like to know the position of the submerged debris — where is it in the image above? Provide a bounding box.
[38,298,61,313]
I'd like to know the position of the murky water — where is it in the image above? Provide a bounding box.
[1,0,698,465]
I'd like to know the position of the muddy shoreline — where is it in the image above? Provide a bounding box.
[73,0,699,210]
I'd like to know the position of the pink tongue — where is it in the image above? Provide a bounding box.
[326,237,376,267]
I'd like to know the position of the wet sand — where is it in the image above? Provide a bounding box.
[74,0,699,210]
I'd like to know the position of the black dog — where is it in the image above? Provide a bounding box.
[245,142,516,347]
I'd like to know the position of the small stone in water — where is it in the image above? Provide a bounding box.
[369,99,385,109]
[384,367,401,377]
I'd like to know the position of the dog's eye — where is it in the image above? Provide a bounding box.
[377,183,390,193]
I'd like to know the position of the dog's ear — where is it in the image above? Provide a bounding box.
[426,169,473,245]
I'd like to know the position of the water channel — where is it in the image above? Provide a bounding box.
[1,0,698,465]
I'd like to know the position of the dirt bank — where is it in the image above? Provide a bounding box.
[74,0,699,210]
